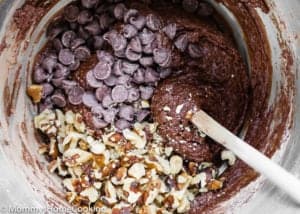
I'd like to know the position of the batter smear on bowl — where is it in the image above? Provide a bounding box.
[28,0,254,213]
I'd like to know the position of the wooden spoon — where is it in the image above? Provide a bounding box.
[191,110,300,204]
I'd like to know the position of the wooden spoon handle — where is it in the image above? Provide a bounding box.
[191,110,300,204]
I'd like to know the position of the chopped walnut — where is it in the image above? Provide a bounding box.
[128,163,146,179]
[27,84,43,103]
[170,155,183,175]
[207,179,223,191]
[221,150,236,166]
[34,110,230,213]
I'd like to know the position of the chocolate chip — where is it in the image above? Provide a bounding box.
[122,24,138,39]
[102,94,114,108]
[82,91,99,107]
[69,59,81,71]
[45,52,58,60]
[144,67,159,83]
[86,37,95,50]
[129,37,142,52]
[61,30,77,48]
[95,84,111,101]
[125,47,142,62]
[75,46,91,61]
[197,2,214,16]
[92,116,108,129]
[70,22,78,30]
[93,36,104,50]
[93,61,112,80]
[38,97,53,112]
[33,67,49,83]
[143,42,156,54]
[174,33,188,52]
[51,92,67,108]
[96,50,114,65]
[68,86,84,105]
[163,23,177,40]
[127,87,140,102]
[51,77,65,87]
[99,13,115,30]
[153,48,171,68]
[122,61,139,74]
[58,49,75,65]
[136,109,150,122]
[85,20,101,35]
[95,3,109,14]
[133,68,145,84]
[113,60,123,76]
[54,63,69,78]
[81,0,99,8]
[113,3,127,20]
[124,9,138,23]
[117,74,132,88]
[42,83,54,98]
[47,27,64,40]
[103,29,116,41]
[139,86,154,100]
[78,26,90,40]
[119,105,134,121]
[78,10,94,25]
[104,75,118,86]
[42,56,57,73]
[86,70,104,88]
[64,5,80,22]
[47,21,67,40]
[53,38,63,52]
[115,119,131,130]
[188,43,202,58]
[129,15,146,30]
[139,28,155,45]
[103,108,118,123]
[139,57,154,67]
[182,0,199,13]
[70,38,86,50]
[114,49,126,58]
[159,68,172,79]
[62,80,78,92]
[112,85,128,103]
[146,14,162,31]
[104,31,127,52]
[91,104,105,116]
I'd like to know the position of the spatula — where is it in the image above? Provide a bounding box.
[191,110,300,204]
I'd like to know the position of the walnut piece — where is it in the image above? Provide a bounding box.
[27,84,43,103]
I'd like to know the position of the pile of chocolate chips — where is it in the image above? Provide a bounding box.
[32,0,209,130]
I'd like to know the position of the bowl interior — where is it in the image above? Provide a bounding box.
[0,0,299,213]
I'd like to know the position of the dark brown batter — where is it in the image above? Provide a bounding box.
[150,3,249,164]
[152,71,213,162]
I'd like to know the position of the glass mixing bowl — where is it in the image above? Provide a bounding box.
[0,0,299,213]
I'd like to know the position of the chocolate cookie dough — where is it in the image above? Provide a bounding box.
[152,71,212,162]
[151,6,249,163]
[27,0,275,213]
